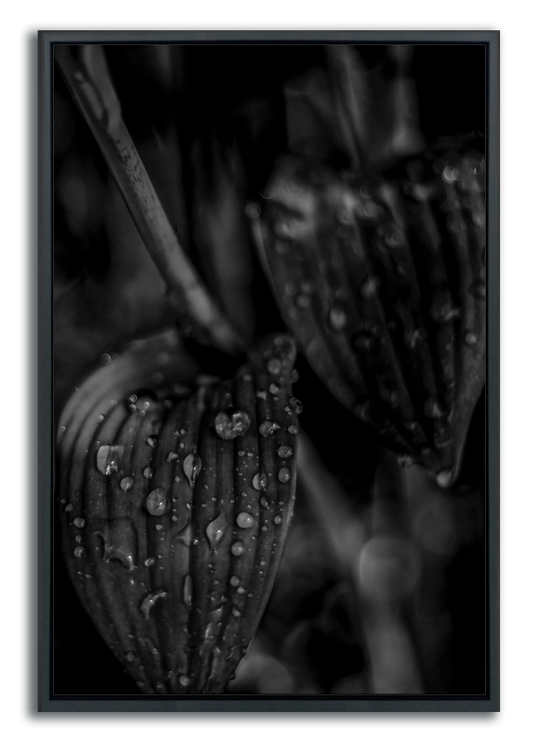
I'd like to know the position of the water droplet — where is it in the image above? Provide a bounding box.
[296,293,310,308]
[179,674,191,687]
[96,445,124,475]
[329,307,347,331]
[206,514,226,550]
[232,608,242,618]
[437,469,455,488]
[73,546,84,558]
[252,473,267,491]
[126,651,136,663]
[464,331,478,346]
[120,476,135,492]
[274,515,282,525]
[245,202,261,219]
[425,399,446,419]
[267,358,283,376]
[100,353,112,365]
[260,496,269,509]
[287,425,298,435]
[231,541,244,557]
[230,576,240,587]
[277,445,293,459]
[140,588,168,618]
[143,466,153,480]
[256,390,267,400]
[215,410,251,440]
[183,453,202,488]
[259,420,280,437]
[269,383,280,394]
[73,517,85,529]
[64,503,73,513]
[278,468,291,484]
[289,398,303,415]
[146,434,158,447]
[237,586,246,594]
[146,488,166,516]
[144,557,156,567]
[361,278,378,299]
[75,535,82,543]
[183,574,193,607]
[237,512,254,529]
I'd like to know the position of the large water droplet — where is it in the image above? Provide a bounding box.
[278,467,291,484]
[215,410,251,440]
[146,488,167,516]
[140,588,168,618]
[277,445,293,459]
[183,453,202,487]
[259,420,280,437]
[206,514,227,550]
[252,473,267,491]
[231,541,244,557]
[120,476,135,492]
[237,512,254,529]
[183,574,193,608]
[96,445,124,476]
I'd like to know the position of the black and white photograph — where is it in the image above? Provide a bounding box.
[42,34,496,707]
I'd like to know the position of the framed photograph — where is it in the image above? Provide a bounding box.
[38,30,499,712]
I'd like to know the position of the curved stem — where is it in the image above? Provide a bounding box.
[55,44,244,355]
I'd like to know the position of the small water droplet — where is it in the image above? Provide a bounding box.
[206,514,227,550]
[140,588,167,618]
[274,515,282,525]
[64,503,73,512]
[100,353,112,365]
[120,476,135,492]
[289,398,303,415]
[183,574,193,607]
[287,425,298,435]
[252,473,267,491]
[237,512,255,529]
[361,277,378,299]
[437,469,455,488]
[143,466,153,480]
[425,399,446,419]
[277,445,293,459]
[96,445,124,476]
[146,434,158,448]
[245,202,261,219]
[183,453,202,487]
[179,674,191,687]
[215,410,251,440]
[75,535,82,543]
[260,496,269,509]
[237,586,245,594]
[144,557,156,567]
[278,468,291,484]
[464,331,478,346]
[73,546,84,558]
[329,307,347,331]
[269,383,280,394]
[126,651,136,663]
[231,541,244,557]
[232,608,242,618]
[230,576,240,587]
[259,420,280,437]
[256,390,267,400]
[267,358,283,376]
[166,452,179,463]
[73,517,85,529]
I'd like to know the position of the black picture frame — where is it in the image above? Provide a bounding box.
[15,19,508,732]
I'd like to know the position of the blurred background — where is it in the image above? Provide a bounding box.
[53,43,486,696]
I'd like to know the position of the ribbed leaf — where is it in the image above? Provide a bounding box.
[57,333,298,693]
[252,143,485,485]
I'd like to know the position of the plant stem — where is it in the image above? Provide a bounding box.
[55,45,244,355]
